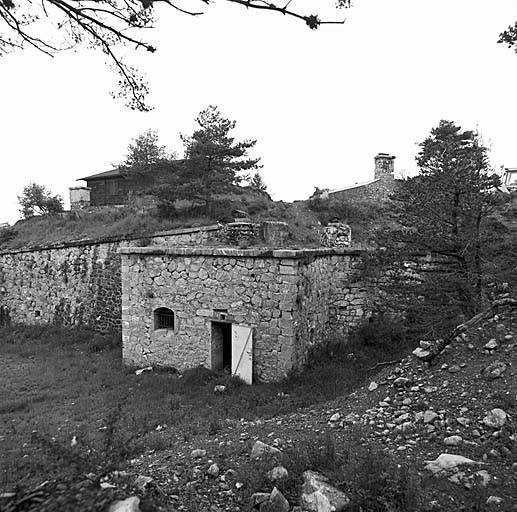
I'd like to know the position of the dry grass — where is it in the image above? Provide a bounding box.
[0,323,408,491]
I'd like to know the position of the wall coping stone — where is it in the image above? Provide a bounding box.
[0,224,221,256]
[120,246,364,258]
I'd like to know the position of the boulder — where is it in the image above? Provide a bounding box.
[368,381,378,392]
[483,408,508,429]
[300,470,349,512]
[481,362,507,379]
[267,465,289,482]
[413,347,431,359]
[424,454,484,475]
[251,492,271,509]
[423,410,439,424]
[484,339,498,351]
[260,487,290,512]
[108,497,141,512]
[191,449,207,459]
[250,441,282,460]
[444,435,463,446]
[207,463,220,477]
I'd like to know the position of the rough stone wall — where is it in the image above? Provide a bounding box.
[0,226,220,333]
[121,248,300,381]
[294,252,370,366]
[121,247,371,382]
[0,242,121,332]
[320,223,352,247]
[329,176,397,202]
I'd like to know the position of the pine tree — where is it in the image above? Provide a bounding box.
[154,106,261,217]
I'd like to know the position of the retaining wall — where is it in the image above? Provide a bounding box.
[0,226,220,332]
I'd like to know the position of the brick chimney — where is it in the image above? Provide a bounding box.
[374,153,395,180]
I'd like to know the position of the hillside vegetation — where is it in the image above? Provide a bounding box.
[0,190,389,251]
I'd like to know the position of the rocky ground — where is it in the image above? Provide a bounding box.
[2,297,516,512]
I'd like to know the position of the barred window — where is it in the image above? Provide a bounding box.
[154,307,175,330]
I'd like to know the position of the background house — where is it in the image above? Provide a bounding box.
[504,167,517,192]
[70,164,176,209]
[314,153,397,202]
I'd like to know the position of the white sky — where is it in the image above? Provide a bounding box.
[1,0,517,224]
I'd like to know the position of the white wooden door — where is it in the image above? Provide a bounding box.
[231,324,253,384]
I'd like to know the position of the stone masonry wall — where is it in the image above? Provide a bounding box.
[121,248,301,382]
[0,226,220,332]
[121,247,370,382]
[294,252,369,367]
[329,176,397,203]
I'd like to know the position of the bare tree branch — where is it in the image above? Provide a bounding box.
[0,0,351,109]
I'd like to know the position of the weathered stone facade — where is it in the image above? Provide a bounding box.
[0,226,220,332]
[121,247,370,382]
[320,223,352,247]
[317,153,398,203]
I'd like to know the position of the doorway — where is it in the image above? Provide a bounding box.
[211,321,232,373]
[211,321,254,384]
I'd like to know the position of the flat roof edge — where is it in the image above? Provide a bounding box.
[119,247,365,258]
[0,224,221,255]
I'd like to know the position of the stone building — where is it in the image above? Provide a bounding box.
[316,153,397,202]
[503,167,517,192]
[121,247,368,383]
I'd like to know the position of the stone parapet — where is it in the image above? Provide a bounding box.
[120,246,364,258]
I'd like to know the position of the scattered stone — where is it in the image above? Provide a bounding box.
[394,377,410,387]
[207,463,220,477]
[214,385,226,393]
[300,470,350,512]
[424,454,484,475]
[191,449,207,459]
[483,409,508,429]
[481,361,507,379]
[471,470,491,487]
[484,339,498,351]
[267,466,289,482]
[368,381,378,392]
[413,347,431,359]
[260,487,290,512]
[448,365,461,374]
[108,497,141,512]
[134,367,152,376]
[251,493,271,508]
[486,496,503,506]
[250,440,282,460]
[444,435,463,446]
[329,413,341,422]
[423,411,439,424]
[134,475,153,491]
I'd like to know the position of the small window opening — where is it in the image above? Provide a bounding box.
[214,308,228,320]
[154,307,175,330]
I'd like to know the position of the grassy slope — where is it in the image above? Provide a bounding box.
[0,190,390,251]
[0,325,410,492]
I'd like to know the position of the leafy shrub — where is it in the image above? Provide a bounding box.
[342,446,419,512]
[180,366,219,387]
[353,314,406,351]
